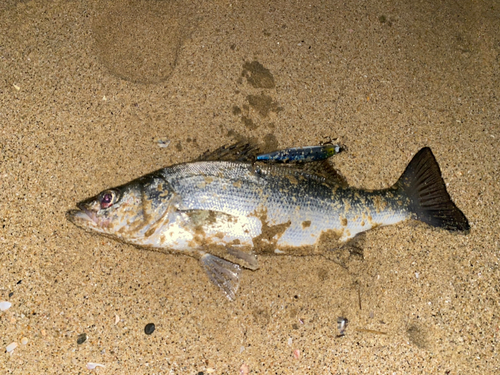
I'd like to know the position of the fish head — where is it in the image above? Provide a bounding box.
[66,174,176,243]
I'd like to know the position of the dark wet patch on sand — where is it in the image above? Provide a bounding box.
[407,323,429,349]
[242,60,276,89]
[247,92,282,117]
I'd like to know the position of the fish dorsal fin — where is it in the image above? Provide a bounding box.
[196,142,347,186]
[304,160,348,187]
[195,142,261,162]
[268,159,347,187]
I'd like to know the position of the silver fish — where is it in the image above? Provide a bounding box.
[67,143,469,299]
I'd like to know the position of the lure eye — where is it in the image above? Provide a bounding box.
[100,190,117,209]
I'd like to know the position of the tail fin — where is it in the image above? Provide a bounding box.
[397,147,470,232]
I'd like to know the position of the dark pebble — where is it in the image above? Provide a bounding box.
[144,323,155,335]
[77,333,87,345]
[8,292,13,298]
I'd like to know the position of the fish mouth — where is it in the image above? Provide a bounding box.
[66,207,97,228]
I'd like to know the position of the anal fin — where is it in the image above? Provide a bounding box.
[326,234,365,270]
[200,253,242,300]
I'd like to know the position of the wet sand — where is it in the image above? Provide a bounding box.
[1,0,499,373]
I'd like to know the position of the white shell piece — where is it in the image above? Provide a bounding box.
[0,301,12,311]
[6,342,18,353]
[86,363,106,370]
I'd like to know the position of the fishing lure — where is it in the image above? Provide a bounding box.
[256,144,342,163]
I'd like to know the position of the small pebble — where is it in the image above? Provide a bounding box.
[86,363,105,370]
[0,301,12,311]
[337,317,349,336]
[6,342,18,353]
[293,349,301,359]
[77,333,87,345]
[114,314,120,325]
[240,363,249,375]
[144,323,155,335]
[157,138,171,148]
[21,337,28,345]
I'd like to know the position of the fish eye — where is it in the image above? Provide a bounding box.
[100,190,118,209]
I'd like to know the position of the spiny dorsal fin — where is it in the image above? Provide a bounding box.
[195,142,261,162]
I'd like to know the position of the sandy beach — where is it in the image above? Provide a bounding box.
[1,0,499,373]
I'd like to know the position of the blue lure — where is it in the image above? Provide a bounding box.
[256,144,342,163]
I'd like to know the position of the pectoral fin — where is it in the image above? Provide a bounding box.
[200,253,242,300]
[181,209,260,270]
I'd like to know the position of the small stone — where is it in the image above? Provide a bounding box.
[337,317,349,336]
[240,363,249,375]
[21,337,28,345]
[157,138,171,148]
[77,333,87,345]
[144,323,155,335]
[6,342,18,353]
[0,301,12,311]
[293,349,301,359]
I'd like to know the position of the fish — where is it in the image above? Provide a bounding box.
[66,143,469,300]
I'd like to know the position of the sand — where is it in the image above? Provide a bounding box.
[1,0,499,373]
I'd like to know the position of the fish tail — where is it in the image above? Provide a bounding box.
[397,147,470,231]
